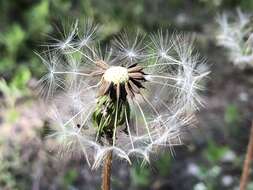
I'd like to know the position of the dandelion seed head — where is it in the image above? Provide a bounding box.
[38,20,208,168]
[112,31,145,63]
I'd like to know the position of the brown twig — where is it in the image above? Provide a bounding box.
[102,150,113,190]
[240,121,253,190]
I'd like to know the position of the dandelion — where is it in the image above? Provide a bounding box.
[216,8,253,69]
[37,20,209,190]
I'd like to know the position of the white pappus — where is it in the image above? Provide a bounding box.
[37,19,209,169]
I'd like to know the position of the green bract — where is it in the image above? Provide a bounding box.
[92,95,130,139]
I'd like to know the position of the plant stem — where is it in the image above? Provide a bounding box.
[102,150,113,190]
[240,120,253,190]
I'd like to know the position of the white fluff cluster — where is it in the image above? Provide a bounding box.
[216,9,253,69]
[37,20,208,168]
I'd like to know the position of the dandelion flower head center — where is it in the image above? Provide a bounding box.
[103,66,129,84]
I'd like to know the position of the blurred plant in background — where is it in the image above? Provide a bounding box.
[0,0,50,80]
[216,9,253,69]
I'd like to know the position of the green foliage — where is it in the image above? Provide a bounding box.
[51,0,73,15]
[0,80,19,108]
[224,104,240,124]
[129,154,172,188]
[194,165,222,190]
[1,24,26,55]
[25,0,51,35]
[155,153,171,177]
[0,67,31,123]
[11,66,31,91]
[130,164,151,187]
[203,141,229,163]
[0,24,26,76]
[195,140,237,189]
[0,67,31,105]
[240,0,253,11]
[63,169,78,188]
[0,58,15,76]
[5,109,20,124]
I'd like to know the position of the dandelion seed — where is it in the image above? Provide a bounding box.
[112,30,146,64]
[78,19,99,48]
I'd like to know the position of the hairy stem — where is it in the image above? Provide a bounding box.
[240,120,253,190]
[101,150,113,190]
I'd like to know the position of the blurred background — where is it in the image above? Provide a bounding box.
[1,0,253,189]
